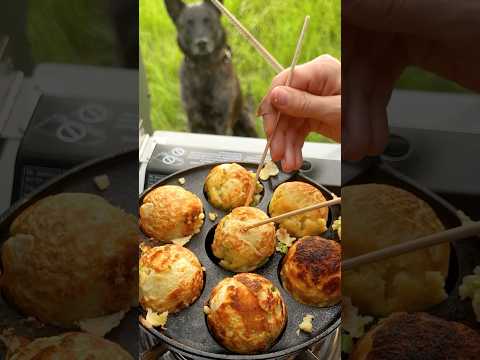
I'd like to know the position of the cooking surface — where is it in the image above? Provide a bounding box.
[139,162,341,359]
[343,162,480,351]
[0,149,138,358]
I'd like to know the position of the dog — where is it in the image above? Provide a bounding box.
[165,0,257,137]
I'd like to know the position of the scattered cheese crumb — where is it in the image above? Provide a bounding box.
[76,311,126,337]
[255,181,264,193]
[203,306,211,315]
[459,266,480,322]
[259,161,279,181]
[332,217,342,240]
[296,329,301,336]
[178,177,186,185]
[276,228,296,254]
[252,194,262,206]
[146,309,168,328]
[209,212,218,221]
[171,235,192,246]
[199,213,205,220]
[93,174,110,190]
[299,314,314,333]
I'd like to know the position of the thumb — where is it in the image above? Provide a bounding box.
[271,86,338,120]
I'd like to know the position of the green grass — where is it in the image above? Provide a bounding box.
[27,0,116,66]
[396,67,469,93]
[140,0,340,141]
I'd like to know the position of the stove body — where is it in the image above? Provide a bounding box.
[0,58,138,214]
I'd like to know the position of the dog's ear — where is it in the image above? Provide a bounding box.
[204,0,223,15]
[165,0,185,22]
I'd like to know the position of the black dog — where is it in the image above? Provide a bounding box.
[165,0,257,137]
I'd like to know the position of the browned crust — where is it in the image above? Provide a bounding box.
[281,236,341,306]
[269,182,328,237]
[140,245,204,313]
[204,163,255,210]
[139,186,203,241]
[351,313,480,360]
[206,273,287,354]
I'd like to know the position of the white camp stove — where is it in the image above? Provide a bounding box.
[0,51,138,214]
[384,89,480,196]
[139,131,341,193]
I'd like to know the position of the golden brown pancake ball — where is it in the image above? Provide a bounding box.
[204,163,256,210]
[269,182,328,237]
[6,332,133,360]
[212,207,275,272]
[342,184,450,317]
[139,244,204,314]
[139,185,204,242]
[205,273,287,354]
[350,312,480,360]
[1,193,138,327]
[281,236,341,307]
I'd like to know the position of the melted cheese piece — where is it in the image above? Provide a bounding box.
[146,309,168,328]
[459,266,480,322]
[93,175,110,190]
[259,161,279,181]
[275,228,296,253]
[299,314,314,333]
[76,311,126,337]
[171,235,192,246]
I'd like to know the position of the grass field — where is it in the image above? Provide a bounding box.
[140,0,340,141]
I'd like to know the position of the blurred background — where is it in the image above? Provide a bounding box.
[140,0,340,141]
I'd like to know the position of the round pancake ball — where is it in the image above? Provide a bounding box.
[212,207,275,272]
[139,185,204,242]
[205,273,287,354]
[1,193,138,327]
[342,184,450,317]
[6,332,133,360]
[140,244,204,314]
[204,163,256,210]
[281,236,341,307]
[351,312,480,360]
[269,182,328,237]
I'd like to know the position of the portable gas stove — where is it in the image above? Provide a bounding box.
[0,36,138,214]
[139,132,341,360]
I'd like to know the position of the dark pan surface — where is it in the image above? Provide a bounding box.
[343,162,480,330]
[139,162,342,360]
[0,149,138,358]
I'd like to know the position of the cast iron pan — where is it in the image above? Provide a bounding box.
[0,149,138,358]
[139,162,342,360]
[341,161,480,357]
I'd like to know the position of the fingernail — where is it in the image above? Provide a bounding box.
[273,88,288,107]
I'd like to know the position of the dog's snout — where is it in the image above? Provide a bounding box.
[195,39,208,50]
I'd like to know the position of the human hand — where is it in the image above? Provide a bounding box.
[342,0,480,160]
[257,55,341,172]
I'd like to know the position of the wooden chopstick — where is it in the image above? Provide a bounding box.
[244,197,341,231]
[342,221,480,271]
[244,16,310,206]
[210,0,284,73]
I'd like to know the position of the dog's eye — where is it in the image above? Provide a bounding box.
[203,17,210,25]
